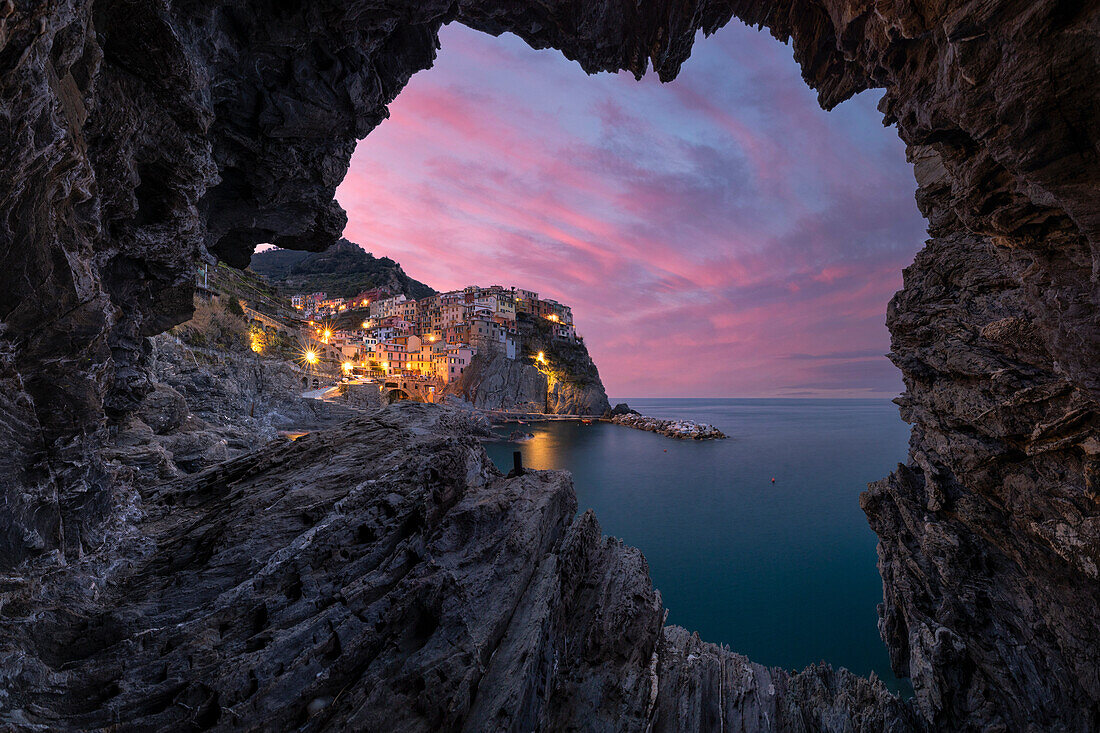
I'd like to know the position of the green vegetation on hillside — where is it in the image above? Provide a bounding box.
[249,239,435,300]
[206,262,297,321]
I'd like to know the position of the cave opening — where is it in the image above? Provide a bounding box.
[328,21,927,691]
[6,1,1094,728]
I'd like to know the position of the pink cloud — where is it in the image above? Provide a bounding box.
[333,23,925,398]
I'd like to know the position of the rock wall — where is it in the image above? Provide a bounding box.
[1,0,1098,729]
[447,312,610,415]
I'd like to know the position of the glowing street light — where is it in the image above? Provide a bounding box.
[536,351,547,365]
[304,349,318,365]
[361,321,369,329]
[342,361,353,374]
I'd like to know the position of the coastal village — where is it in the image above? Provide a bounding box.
[291,284,577,398]
[197,254,724,438]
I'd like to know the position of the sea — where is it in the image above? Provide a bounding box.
[483,398,911,694]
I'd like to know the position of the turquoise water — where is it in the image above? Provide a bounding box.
[483,398,910,692]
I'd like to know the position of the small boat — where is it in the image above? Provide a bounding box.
[580,418,593,425]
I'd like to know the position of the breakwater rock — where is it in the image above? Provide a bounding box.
[0,403,916,730]
[611,413,728,440]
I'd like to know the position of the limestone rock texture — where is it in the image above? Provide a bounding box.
[0,0,1098,730]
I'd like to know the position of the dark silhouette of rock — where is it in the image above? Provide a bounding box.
[0,0,1097,729]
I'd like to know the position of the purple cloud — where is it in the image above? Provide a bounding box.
[335,22,926,398]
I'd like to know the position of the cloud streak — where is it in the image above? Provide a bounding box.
[335,22,926,398]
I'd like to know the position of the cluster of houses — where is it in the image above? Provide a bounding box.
[290,291,354,317]
[293,285,577,384]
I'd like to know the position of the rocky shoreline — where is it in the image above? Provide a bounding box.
[0,402,916,730]
[609,413,727,440]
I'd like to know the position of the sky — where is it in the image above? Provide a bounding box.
[334,21,928,398]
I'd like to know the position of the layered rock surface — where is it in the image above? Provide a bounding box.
[103,334,355,483]
[0,403,918,731]
[862,233,1100,730]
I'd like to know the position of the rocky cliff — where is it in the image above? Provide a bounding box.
[447,317,611,416]
[1,0,1097,730]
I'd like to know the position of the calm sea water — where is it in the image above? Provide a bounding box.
[483,398,911,693]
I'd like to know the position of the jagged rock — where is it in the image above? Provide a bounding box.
[654,627,920,731]
[449,351,548,413]
[862,233,1100,730]
[608,402,640,417]
[105,335,361,478]
[136,384,188,435]
[0,403,916,730]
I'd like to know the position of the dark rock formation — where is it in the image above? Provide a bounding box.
[862,234,1100,730]
[1,0,1097,730]
[249,239,435,300]
[609,402,641,417]
[446,351,549,413]
[0,403,918,731]
[104,335,355,484]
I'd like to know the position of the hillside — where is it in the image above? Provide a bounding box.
[250,239,435,299]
